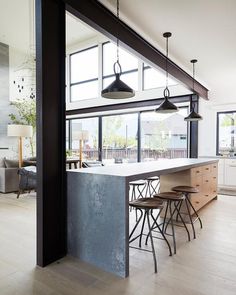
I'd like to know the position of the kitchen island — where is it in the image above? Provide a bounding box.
[67,158,218,277]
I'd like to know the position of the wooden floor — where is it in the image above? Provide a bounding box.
[0,193,236,295]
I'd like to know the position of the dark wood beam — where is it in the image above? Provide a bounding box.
[36,0,66,266]
[66,95,191,116]
[65,0,208,100]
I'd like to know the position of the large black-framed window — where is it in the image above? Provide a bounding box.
[70,45,99,102]
[142,63,178,91]
[102,41,139,91]
[69,117,99,161]
[216,110,236,155]
[140,107,188,161]
[102,113,138,164]
[66,104,190,163]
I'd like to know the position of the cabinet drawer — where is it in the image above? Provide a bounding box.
[190,194,207,211]
[211,163,218,176]
[191,176,202,190]
[191,166,202,177]
[202,164,212,174]
[224,161,236,186]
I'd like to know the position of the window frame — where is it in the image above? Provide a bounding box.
[216,110,236,155]
[69,44,99,102]
[67,104,190,162]
[102,41,139,89]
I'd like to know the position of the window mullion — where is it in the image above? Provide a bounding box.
[98,42,103,99]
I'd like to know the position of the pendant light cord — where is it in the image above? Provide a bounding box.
[191,59,197,111]
[113,0,122,75]
[166,36,169,89]
[116,0,120,64]
[163,32,171,98]
[192,62,195,91]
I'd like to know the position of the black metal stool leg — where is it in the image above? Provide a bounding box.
[150,212,172,257]
[186,193,203,229]
[129,209,143,242]
[185,197,196,239]
[173,201,191,242]
[175,200,183,222]
[162,200,169,233]
[139,210,147,247]
[151,179,160,195]
[164,200,180,231]
[145,181,149,198]
[169,201,177,254]
[146,209,157,273]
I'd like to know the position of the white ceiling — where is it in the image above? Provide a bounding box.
[0,0,99,52]
[100,0,236,103]
[0,0,31,52]
[1,0,235,103]
[66,12,99,48]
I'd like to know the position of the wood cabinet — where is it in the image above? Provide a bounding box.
[224,159,236,186]
[218,158,236,188]
[160,162,218,215]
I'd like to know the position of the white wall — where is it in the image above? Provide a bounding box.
[9,46,35,102]
[198,98,236,157]
[0,46,35,160]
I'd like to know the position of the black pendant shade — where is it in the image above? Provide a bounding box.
[184,59,203,121]
[184,109,203,121]
[101,0,135,99]
[155,32,179,114]
[155,87,179,113]
[102,73,135,99]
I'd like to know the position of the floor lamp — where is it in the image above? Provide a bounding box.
[78,130,89,168]
[8,124,33,168]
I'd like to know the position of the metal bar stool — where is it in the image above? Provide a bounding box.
[129,198,172,273]
[172,186,203,239]
[145,176,160,197]
[129,180,147,202]
[153,192,191,254]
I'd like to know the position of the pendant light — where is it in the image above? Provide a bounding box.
[101,0,135,99]
[155,32,179,113]
[184,59,203,121]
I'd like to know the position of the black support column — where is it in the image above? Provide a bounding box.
[189,94,199,158]
[36,0,66,266]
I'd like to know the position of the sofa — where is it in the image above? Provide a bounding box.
[0,157,36,193]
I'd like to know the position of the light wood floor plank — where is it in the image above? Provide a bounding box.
[0,193,236,294]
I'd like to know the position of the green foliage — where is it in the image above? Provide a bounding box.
[221,114,236,127]
[9,98,36,156]
[143,121,170,152]
[102,116,136,148]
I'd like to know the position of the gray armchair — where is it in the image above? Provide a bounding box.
[17,166,37,198]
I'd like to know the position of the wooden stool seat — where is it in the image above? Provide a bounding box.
[154,192,184,201]
[172,185,199,194]
[147,176,159,181]
[129,198,164,210]
[129,180,146,186]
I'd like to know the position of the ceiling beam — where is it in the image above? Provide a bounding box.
[65,0,208,100]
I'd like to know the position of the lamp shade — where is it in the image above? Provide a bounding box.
[155,97,179,114]
[101,74,135,99]
[8,124,33,137]
[184,110,203,122]
[78,130,89,141]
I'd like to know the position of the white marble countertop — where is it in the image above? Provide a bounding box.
[67,158,218,179]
